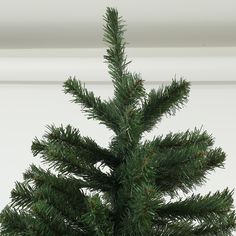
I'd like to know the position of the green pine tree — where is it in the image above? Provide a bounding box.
[1,7,235,235]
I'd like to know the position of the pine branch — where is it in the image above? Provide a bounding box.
[81,194,113,236]
[107,73,145,157]
[9,165,90,233]
[0,206,33,235]
[109,106,144,157]
[30,199,81,235]
[10,181,35,209]
[11,182,85,231]
[23,164,88,189]
[140,79,190,133]
[32,124,119,168]
[146,129,224,194]
[23,164,88,205]
[192,211,236,235]
[112,147,161,235]
[156,213,236,236]
[112,72,146,111]
[156,220,195,236]
[12,165,87,211]
[103,7,130,82]
[64,77,120,133]
[154,147,226,194]
[119,183,161,236]
[157,188,234,223]
[152,128,214,151]
[10,164,90,234]
[31,134,114,192]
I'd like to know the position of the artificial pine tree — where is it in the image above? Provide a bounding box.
[1,7,235,236]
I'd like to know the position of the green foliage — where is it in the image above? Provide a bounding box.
[103,7,130,81]
[148,129,226,195]
[81,194,113,236]
[64,78,119,132]
[157,188,234,222]
[140,79,190,133]
[1,7,235,236]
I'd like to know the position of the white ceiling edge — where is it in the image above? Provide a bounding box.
[1,47,236,57]
[0,47,236,84]
[0,0,236,48]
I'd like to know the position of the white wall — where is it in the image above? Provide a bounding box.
[0,48,236,234]
[1,0,236,48]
